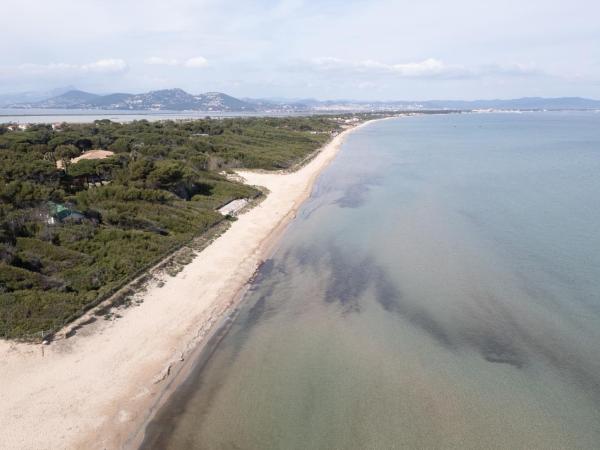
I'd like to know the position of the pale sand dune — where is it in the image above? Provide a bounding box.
[56,149,115,169]
[71,149,115,163]
[0,122,372,450]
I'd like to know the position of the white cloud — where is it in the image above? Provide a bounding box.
[308,57,469,78]
[480,62,541,77]
[4,59,128,76]
[0,59,129,93]
[13,63,74,75]
[305,57,543,80]
[183,56,209,68]
[144,57,180,66]
[81,59,128,73]
[390,59,455,77]
[144,56,208,68]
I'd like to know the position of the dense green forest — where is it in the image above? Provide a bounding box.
[0,116,340,339]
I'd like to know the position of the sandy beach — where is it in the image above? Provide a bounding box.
[0,122,369,450]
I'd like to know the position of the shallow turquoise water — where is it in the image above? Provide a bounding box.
[142,112,600,449]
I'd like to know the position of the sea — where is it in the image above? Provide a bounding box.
[140,111,600,449]
[0,108,326,124]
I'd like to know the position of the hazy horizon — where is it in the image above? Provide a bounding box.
[3,85,600,104]
[1,0,599,100]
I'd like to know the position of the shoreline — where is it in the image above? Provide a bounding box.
[0,119,379,450]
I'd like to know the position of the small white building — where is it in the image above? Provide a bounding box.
[218,199,249,217]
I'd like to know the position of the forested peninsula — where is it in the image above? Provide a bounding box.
[0,116,344,339]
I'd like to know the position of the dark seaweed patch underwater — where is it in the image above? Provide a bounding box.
[142,113,600,450]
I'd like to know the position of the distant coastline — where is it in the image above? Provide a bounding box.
[0,108,458,125]
[0,108,321,124]
[3,87,599,119]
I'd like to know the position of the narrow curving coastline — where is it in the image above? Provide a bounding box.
[0,119,379,450]
[131,112,600,450]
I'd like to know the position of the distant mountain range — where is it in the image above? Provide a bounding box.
[3,88,600,112]
[8,89,256,111]
[0,86,76,107]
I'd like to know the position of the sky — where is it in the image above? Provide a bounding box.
[1,0,599,100]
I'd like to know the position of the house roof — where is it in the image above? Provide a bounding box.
[48,202,85,221]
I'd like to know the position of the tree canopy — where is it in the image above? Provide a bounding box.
[0,116,341,339]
